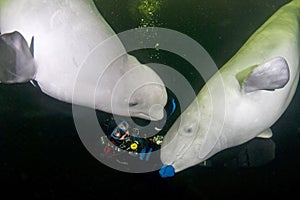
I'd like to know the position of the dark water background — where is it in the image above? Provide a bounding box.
[1,0,299,199]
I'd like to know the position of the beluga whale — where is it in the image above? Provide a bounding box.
[0,0,168,121]
[159,0,300,177]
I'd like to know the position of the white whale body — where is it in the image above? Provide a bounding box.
[159,0,300,177]
[0,0,168,121]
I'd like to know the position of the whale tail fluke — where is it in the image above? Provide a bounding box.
[0,31,36,84]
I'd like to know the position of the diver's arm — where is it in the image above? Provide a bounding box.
[120,131,130,140]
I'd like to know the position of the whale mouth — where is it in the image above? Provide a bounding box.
[132,110,164,121]
[129,102,166,121]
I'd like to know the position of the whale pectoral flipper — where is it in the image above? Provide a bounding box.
[236,57,290,93]
[0,31,36,84]
[256,128,273,139]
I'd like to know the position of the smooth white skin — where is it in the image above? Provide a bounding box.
[0,0,167,120]
[160,0,300,173]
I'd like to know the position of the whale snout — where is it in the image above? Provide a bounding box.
[129,84,167,121]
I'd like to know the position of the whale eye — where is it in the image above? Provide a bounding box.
[184,127,193,134]
[180,122,197,136]
[185,127,193,133]
[129,102,139,107]
[180,126,194,136]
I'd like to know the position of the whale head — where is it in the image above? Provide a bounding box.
[127,82,168,121]
[93,54,168,121]
[110,62,168,121]
[159,98,209,176]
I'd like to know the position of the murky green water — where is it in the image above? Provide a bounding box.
[0,0,299,199]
